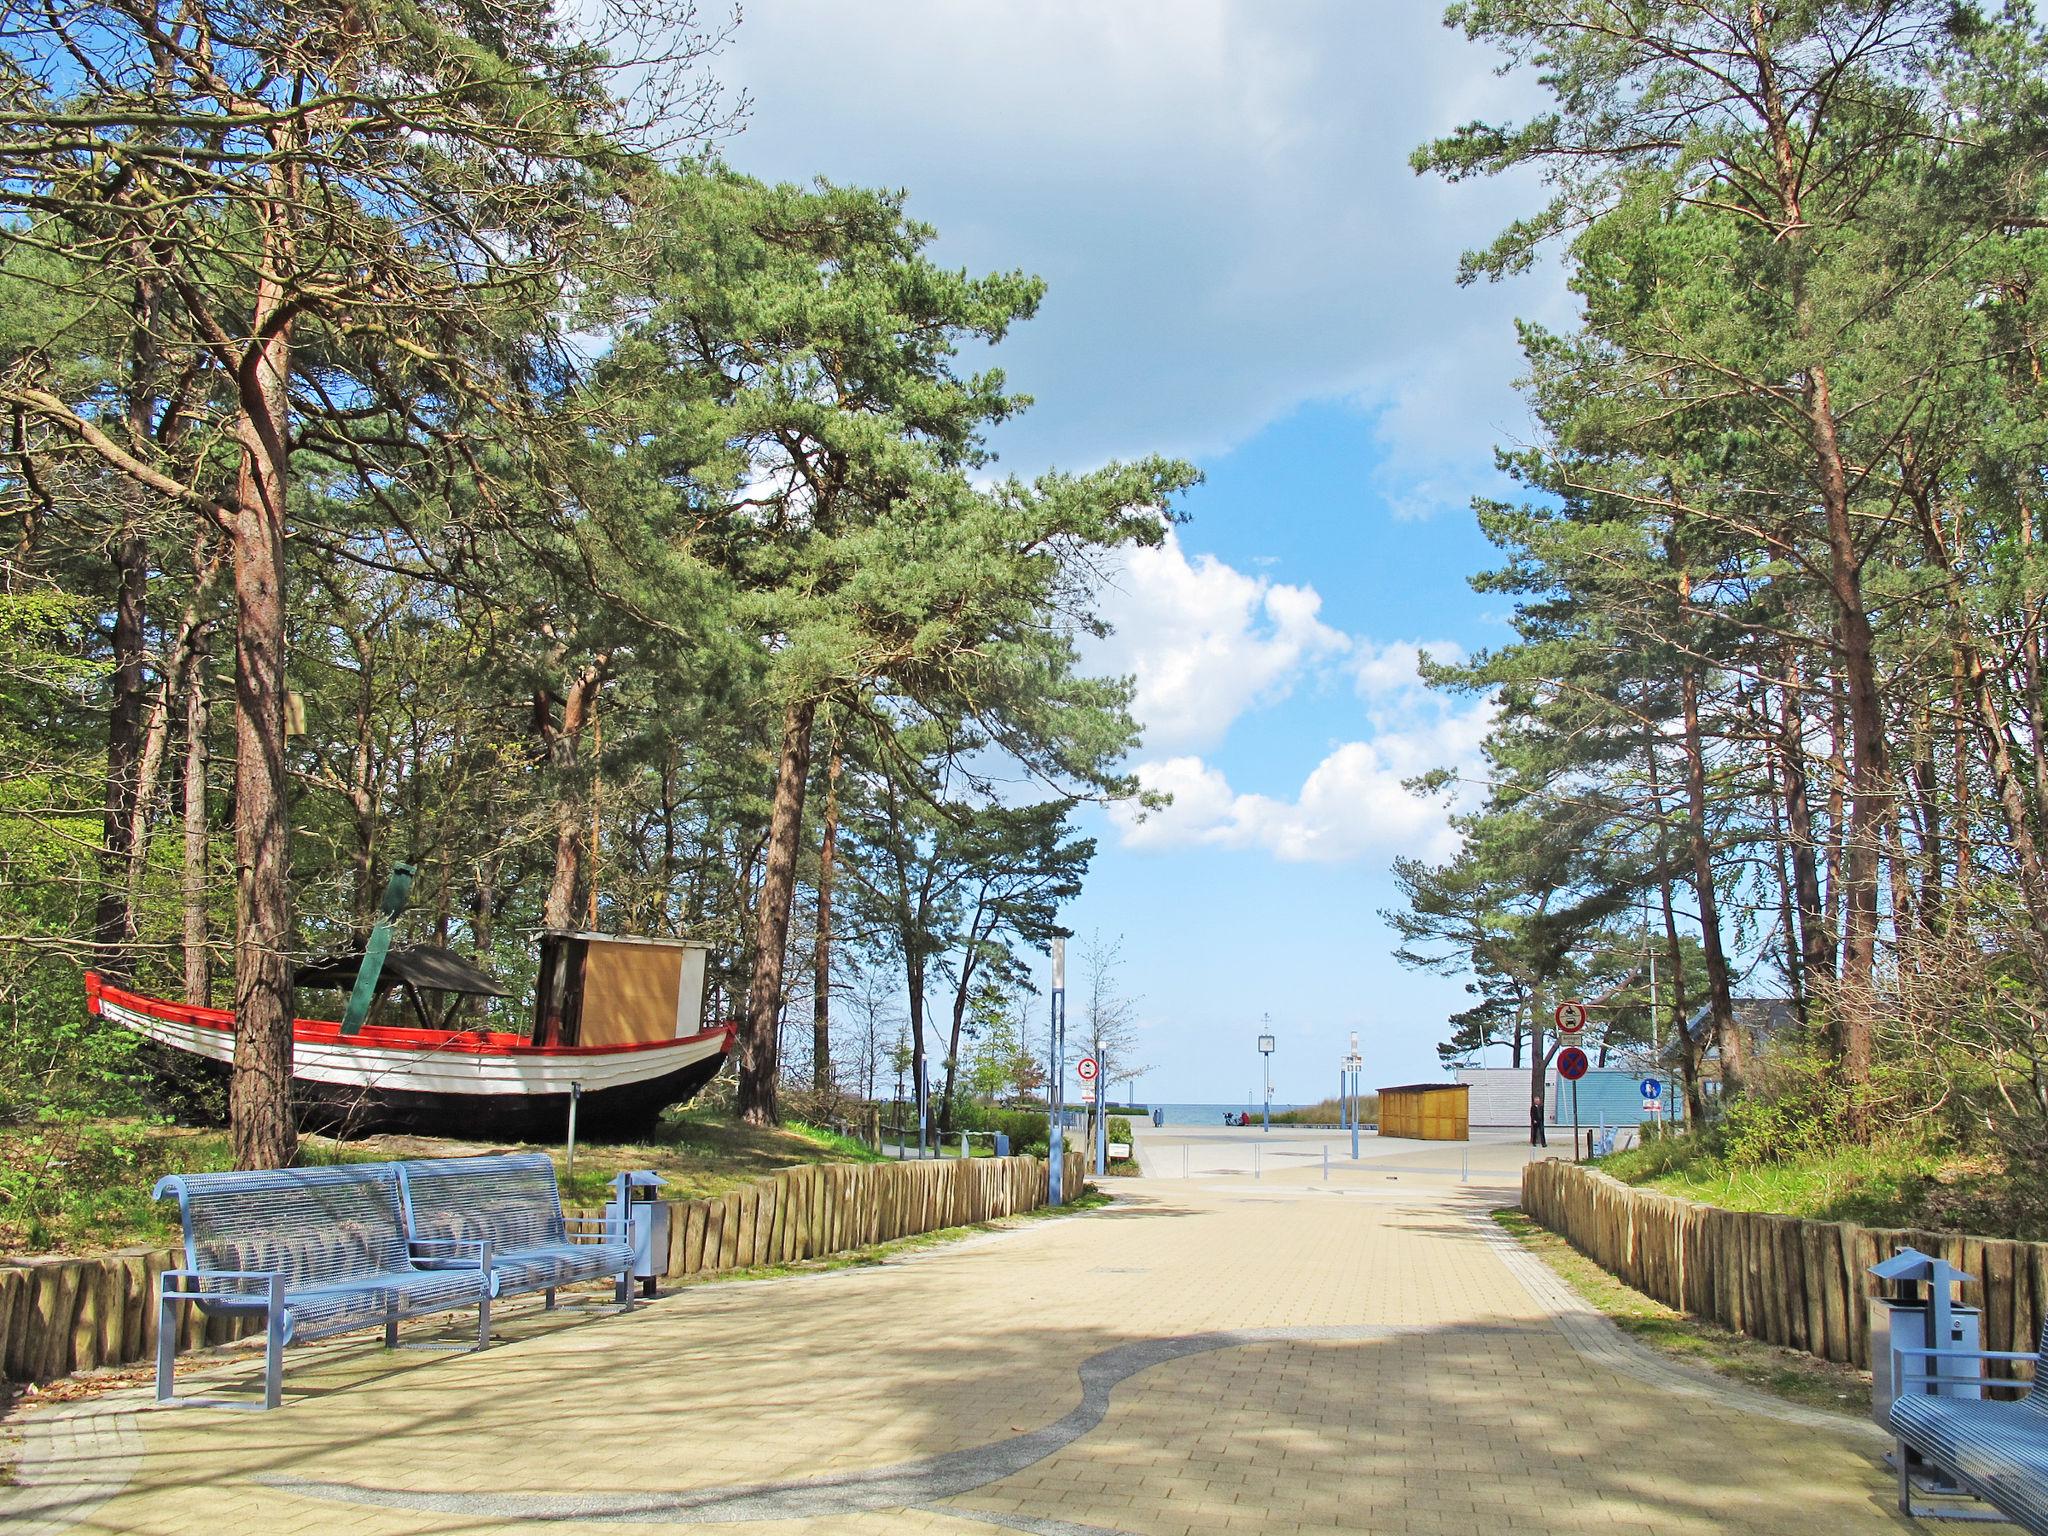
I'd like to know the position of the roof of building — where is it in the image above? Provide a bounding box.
[1378,1081,1469,1094]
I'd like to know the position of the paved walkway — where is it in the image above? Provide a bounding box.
[5,1144,1905,1534]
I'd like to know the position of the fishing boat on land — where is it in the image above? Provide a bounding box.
[87,928,733,1141]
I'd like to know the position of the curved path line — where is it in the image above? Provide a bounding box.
[255,1325,1398,1526]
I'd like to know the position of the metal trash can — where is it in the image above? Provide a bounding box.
[604,1170,670,1298]
[994,1132,1010,1157]
[1869,1245,1982,1498]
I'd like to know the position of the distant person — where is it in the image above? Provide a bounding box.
[1530,1097,1548,1148]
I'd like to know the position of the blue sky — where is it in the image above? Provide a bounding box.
[720,3,1572,1100]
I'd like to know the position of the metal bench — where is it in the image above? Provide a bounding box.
[153,1163,492,1410]
[1889,1320,2048,1529]
[397,1152,635,1311]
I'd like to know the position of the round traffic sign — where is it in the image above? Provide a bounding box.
[1556,1046,1590,1081]
[1076,1057,1099,1082]
[1639,1078,1662,1100]
[1554,1001,1587,1033]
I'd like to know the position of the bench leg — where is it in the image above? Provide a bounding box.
[616,1265,632,1311]
[262,1291,285,1412]
[1898,1438,1912,1518]
[544,1287,556,1311]
[475,1294,491,1351]
[385,1299,399,1348]
[156,1292,179,1405]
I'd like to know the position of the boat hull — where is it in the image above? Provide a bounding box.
[89,975,734,1142]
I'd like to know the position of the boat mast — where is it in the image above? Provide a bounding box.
[339,863,415,1037]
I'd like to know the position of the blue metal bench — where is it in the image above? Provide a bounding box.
[153,1163,492,1410]
[397,1153,635,1311]
[1889,1320,2048,1529]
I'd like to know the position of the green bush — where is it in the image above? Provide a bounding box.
[950,1101,1050,1151]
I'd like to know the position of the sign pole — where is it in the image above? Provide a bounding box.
[1048,939,1066,1205]
[1572,1078,1581,1163]
[1350,1064,1361,1160]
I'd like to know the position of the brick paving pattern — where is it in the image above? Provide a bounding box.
[2,1141,1906,1533]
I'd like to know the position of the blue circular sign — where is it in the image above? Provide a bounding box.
[1640,1078,1662,1100]
[1556,1046,1590,1081]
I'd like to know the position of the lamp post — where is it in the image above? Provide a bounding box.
[1257,1022,1275,1133]
[1048,938,1067,1205]
[1347,1032,1363,1160]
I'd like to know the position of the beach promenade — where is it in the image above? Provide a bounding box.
[3,1134,1904,1535]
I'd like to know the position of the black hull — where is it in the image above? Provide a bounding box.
[141,1045,727,1143]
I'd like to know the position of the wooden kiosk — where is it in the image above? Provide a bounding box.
[532,931,710,1048]
[1377,1082,1470,1141]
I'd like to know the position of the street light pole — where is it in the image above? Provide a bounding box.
[1257,1021,1275,1134]
[1048,938,1067,1205]
[1348,1030,1362,1160]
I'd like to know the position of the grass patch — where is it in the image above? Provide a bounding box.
[1593,1131,2029,1238]
[1268,1096,1379,1127]
[0,1107,897,1258]
[1492,1207,1868,1416]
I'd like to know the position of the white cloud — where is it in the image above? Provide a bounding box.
[720,2,1566,506]
[1092,529,1348,753]
[1082,539,1493,864]
[1351,639,1460,708]
[1111,694,1495,866]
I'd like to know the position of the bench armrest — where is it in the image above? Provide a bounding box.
[160,1269,288,1305]
[409,1238,492,1270]
[1893,1346,2041,1362]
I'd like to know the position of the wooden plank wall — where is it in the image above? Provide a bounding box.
[1521,1158,2046,1370]
[1378,1086,1470,1141]
[0,1151,1087,1386]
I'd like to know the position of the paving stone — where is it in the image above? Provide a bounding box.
[0,1144,1903,1534]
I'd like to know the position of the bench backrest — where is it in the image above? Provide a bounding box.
[398,1153,567,1253]
[153,1164,411,1287]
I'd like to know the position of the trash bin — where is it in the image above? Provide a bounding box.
[604,1170,670,1298]
[1869,1246,1983,1428]
[994,1132,1010,1157]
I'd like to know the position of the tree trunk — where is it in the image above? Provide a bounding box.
[473,855,498,958]
[228,226,299,1172]
[1777,648,1833,991]
[940,904,992,1134]
[1907,476,2048,936]
[537,661,607,932]
[1762,746,1805,1013]
[1660,871,1705,1124]
[543,796,585,933]
[347,650,377,936]
[812,741,840,1094]
[1679,657,1743,1091]
[182,618,213,1008]
[1809,370,1884,1116]
[98,526,148,982]
[1753,19,1880,1113]
[1644,728,1705,1122]
[905,951,928,1147]
[740,697,817,1126]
